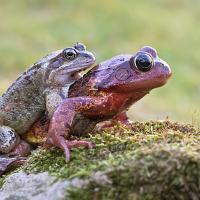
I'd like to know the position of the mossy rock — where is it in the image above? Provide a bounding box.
[0,120,199,200]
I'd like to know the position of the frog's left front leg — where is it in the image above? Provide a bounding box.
[112,111,132,125]
[95,111,131,131]
[44,96,110,161]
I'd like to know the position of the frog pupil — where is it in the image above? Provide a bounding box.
[67,52,74,56]
[64,49,77,60]
[135,54,152,72]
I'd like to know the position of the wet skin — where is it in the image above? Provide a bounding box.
[46,46,172,161]
[0,43,95,174]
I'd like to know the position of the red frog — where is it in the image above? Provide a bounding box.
[45,46,172,161]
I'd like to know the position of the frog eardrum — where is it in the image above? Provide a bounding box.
[132,52,153,72]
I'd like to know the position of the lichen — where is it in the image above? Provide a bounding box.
[0,120,199,199]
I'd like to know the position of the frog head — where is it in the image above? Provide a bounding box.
[95,46,171,93]
[40,43,95,87]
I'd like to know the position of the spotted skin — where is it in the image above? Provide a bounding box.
[0,126,19,153]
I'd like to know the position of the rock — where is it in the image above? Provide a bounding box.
[0,172,69,200]
[0,121,199,200]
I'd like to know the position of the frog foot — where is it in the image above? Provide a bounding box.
[0,155,27,175]
[0,140,31,175]
[95,112,132,132]
[9,139,32,157]
[112,112,132,125]
[44,138,93,161]
[95,119,132,132]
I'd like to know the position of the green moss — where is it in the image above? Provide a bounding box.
[70,144,200,200]
[19,121,197,178]
[65,121,200,199]
[1,120,199,199]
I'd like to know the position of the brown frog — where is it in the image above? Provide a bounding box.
[45,46,172,161]
[0,43,95,159]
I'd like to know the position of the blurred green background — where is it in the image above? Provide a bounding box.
[0,0,199,127]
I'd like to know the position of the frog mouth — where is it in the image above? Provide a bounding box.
[71,68,89,80]
[71,62,95,80]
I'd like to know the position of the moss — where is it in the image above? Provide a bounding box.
[70,144,200,200]
[0,120,199,199]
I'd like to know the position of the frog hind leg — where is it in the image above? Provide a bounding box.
[0,155,26,175]
[0,125,31,156]
[9,139,31,157]
[0,126,20,153]
[0,140,31,175]
[0,126,31,175]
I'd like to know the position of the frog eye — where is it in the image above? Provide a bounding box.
[134,53,153,72]
[63,48,77,60]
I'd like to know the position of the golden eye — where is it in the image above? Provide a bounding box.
[63,48,77,60]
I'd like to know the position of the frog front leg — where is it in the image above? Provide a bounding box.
[94,111,131,132]
[44,96,111,161]
[112,111,130,124]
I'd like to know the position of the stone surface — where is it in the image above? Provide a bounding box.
[0,172,69,200]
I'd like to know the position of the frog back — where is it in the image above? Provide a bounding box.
[69,54,131,97]
[0,66,45,134]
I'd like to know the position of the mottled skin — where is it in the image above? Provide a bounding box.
[0,43,95,174]
[46,46,172,161]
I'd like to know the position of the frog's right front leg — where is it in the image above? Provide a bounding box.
[45,96,111,161]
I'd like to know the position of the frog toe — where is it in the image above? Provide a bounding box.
[44,136,71,162]
[63,139,94,161]
[0,155,26,175]
[44,136,93,162]
[66,140,94,149]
